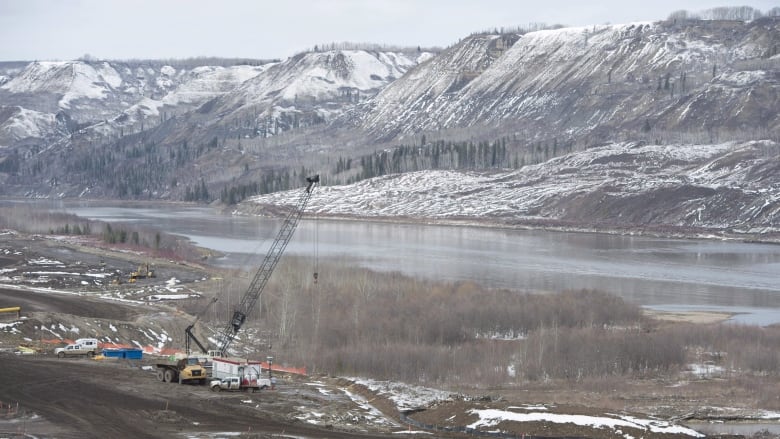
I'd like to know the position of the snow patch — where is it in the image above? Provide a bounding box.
[467,409,704,437]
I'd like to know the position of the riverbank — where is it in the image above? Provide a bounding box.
[6,196,779,245]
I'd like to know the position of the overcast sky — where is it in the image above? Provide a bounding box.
[0,0,776,61]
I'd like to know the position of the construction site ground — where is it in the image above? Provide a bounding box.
[1,230,778,438]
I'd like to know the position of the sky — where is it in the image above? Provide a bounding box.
[0,0,776,61]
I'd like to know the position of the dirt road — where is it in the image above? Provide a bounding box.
[0,354,401,439]
[0,286,139,320]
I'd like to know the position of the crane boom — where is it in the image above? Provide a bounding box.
[214,174,319,356]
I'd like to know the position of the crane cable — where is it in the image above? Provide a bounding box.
[312,202,319,284]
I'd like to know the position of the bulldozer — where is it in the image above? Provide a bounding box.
[129,263,155,283]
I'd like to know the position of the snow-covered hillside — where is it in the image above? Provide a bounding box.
[0,48,430,149]
[360,19,779,142]
[0,60,269,147]
[248,140,780,237]
[196,49,431,133]
[0,107,58,143]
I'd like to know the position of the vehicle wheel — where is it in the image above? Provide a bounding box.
[88,351,95,357]
[57,352,65,359]
[213,386,221,392]
[164,369,175,383]
[156,370,165,382]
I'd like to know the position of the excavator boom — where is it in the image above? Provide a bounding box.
[214,174,319,356]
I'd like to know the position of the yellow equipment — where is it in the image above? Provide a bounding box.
[0,307,21,318]
[129,263,155,283]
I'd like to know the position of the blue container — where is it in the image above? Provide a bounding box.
[102,348,143,359]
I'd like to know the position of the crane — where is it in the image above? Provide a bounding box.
[158,174,318,384]
[185,174,320,358]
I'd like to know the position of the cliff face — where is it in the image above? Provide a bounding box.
[359,19,779,144]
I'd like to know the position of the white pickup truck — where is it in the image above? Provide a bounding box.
[210,376,271,392]
[54,338,100,358]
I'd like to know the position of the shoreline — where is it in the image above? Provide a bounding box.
[237,203,780,245]
[643,309,735,325]
[4,196,779,245]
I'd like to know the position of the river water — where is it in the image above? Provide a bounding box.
[46,201,780,324]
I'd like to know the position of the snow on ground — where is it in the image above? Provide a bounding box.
[164,277,182,292]
[0,107,55,141]
[688,362,726,378]
[138,327,171,348]
[761,411,780,420]
[468,408,705,438]
[249,140,778,231]
[1,61,121,109]
[145,293,197,301]
[342,386,400,428]
[27,257,64,266]
[340,378,707,437]
[350,378,458,412]
[161,65,267,106]
[184,433,241,439]
[25,271,100,277]
[0,321,22,334]
[294,380,400,430]
[0,283,81,296]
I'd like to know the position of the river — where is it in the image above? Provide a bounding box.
[43,201,780,324]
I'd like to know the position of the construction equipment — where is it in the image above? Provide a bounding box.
[159,174,319,384]
[155,357,208,384]
[129,263,155,283]
[0,306,21,319]
[155,297,216,385]
[212,174,319,357]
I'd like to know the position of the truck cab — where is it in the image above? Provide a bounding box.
[210,376,241,391]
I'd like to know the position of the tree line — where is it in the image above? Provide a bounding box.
[668,6,780,21]
[330,135,575,184]
[201,259,780,388]
[0,206,202,262]
[77,56,279,68]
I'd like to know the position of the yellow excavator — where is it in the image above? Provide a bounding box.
[129,263,155,283]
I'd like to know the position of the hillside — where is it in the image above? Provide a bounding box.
[358,18,779,144]
[0,12,778,237]
[245,139,780,240]
[0,59,271,142]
